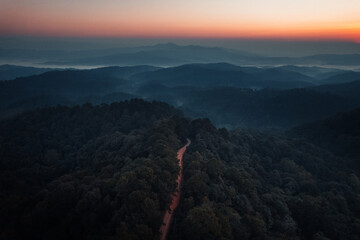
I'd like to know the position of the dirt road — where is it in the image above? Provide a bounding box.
[159,139,191,240]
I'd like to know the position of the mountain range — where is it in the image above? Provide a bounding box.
[2,43,360,68]
[1,62,360,129]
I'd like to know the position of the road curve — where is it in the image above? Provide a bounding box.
[159,139,191,240]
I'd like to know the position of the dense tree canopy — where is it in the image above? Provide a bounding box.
[170,119,360,240]
[0,99,183,240]
[290,107,360,169]
[1,100,359,240]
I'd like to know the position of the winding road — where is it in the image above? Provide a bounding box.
[159,139,191,240]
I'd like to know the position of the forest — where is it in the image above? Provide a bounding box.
[170,119,360,240]
[1,100,359,239]
[0,100,183,239]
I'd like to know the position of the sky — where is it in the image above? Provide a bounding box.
[1,0,360,42]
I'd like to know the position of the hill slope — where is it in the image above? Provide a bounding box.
[312,80,360,101]
[319,72,360,85]
[290,108,360,167]
[1,100,359,239]
[1,63,359,130]
[0,99,183,240]
[0,64,55,81]
[139,86,356,129]
[0,66,158,118]
[131,63,314,89]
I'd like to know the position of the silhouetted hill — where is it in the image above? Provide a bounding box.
[0,66,157,117]
[0,70,124,109]
[0,64,55,81]
[83,65,160,78]
[180,87,355,129]
[43,43,257,67]
[1,63,358,129]
[314,69,354,80]
[290,108,360,168]
[319,71,360,84]
[300,54,360,66]
[3,43,360,68]
[134,80,358,129]
[255,68,314,85]
[274,65,334,78]
[312,80,360,101]
[262,54,360,66]
[131,63,314,89]
[182,62,263,73]
[42,52,360,68]
[273,65,352,81]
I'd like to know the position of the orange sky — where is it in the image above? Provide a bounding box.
[0,0,360,42]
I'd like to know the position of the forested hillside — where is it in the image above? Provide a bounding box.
[178,87,355,129]
[1,63,360,130]
[290,107,360,169]
[1,100,359,240]
[171,121,360,240]
[0,100,184,240]
[0,66,154,119]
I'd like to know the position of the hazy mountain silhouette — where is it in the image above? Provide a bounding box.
[261,54,360,66]
[291,107,360,167]
[3,42,360,68]
[0,66,137,99]
[53,48,360,67]
[186,88,354,129]
[41,43,258,66]
[2,63,359,129]
[0,65,55,81]
[312,80,360,101]
[135,83,356,129]
[131,63,314,89]
[272,65,349,79]
[299,54,360,66]
[319,71,360,84]
[0,65,157,118]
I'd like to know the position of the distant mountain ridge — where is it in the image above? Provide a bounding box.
[318,71,360,84]
[42,43,258,67]
[130,63,314,89]
[1,62,360,129]
[0,65,158,118]
[0,64,56,81]
[262,54,360,66]
[2,42,360,68]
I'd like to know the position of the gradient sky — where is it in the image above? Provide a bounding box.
[1,0,360,41]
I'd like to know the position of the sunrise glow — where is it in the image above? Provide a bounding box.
[1,0,360,42]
